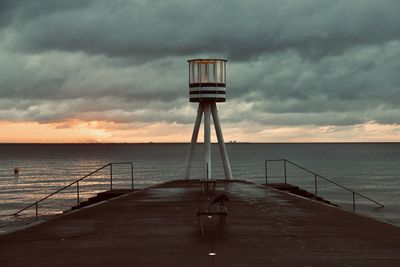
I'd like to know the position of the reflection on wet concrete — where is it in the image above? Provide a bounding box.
[1,179,400,267]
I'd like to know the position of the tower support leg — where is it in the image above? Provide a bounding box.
[185,104,204,179]
[204,103,212,180]
[211,103,233,179]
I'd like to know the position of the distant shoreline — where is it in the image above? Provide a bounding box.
[0,142,399,145]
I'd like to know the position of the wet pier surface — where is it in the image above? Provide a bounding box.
[1,180,400,267]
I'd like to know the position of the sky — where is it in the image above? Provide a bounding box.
[1,0,400,143]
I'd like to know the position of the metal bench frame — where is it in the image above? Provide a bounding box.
[196,203,227,236]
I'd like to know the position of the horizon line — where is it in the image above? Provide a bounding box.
[1,141,399,145]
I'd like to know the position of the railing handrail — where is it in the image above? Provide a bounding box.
[13,162,134,216]
[265,159,384,210]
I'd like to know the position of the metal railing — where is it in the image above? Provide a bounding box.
[265,159,384,212]
[13,162,134,218]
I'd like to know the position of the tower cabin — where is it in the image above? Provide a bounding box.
[188,59,227,103]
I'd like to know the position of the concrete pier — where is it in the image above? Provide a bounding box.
[1,180,400,266]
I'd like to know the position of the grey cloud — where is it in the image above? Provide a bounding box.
[0,96,193,124]
[2,0,400,60]
[221,105,398,127]
[228,41,400,117]
[0,0,93,27]
[0,50,186,101]
[0,0,400,131]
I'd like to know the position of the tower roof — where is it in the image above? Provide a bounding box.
[187,58,227,63]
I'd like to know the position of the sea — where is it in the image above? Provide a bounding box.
[0,143,399,233]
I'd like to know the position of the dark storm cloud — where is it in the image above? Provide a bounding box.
[2,0,400,60]
[224,42,400,126]
[1,0,400,129]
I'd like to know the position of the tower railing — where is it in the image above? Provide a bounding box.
[265,159,384,212]
[13,162,134,219]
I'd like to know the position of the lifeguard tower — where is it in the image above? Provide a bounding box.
[185,59,233,180]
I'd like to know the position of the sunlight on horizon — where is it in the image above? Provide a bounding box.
[1,120,399,143]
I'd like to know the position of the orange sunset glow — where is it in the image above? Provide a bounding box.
[1,120,400,143]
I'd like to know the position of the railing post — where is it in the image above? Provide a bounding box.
[314,174,318,196]
[265,161,268,184]
[77,181,80,205]
[131,163,134,190]
[110,164,113,190]
[206,163,209,180]
[284,160,287,184]
[352,192,355,212]
[35,203,38,220]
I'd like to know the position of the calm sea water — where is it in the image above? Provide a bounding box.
[0,143,399,233]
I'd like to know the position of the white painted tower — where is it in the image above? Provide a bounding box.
[185,59,233,180]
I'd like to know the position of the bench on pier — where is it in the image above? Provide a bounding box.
[196,203,227,236]
[199,179,217,194]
